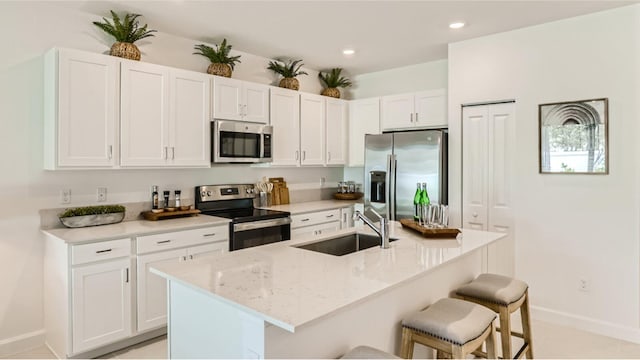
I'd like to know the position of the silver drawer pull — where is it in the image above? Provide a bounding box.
[203,233,217,237]
[326,214,334,218]
[301,218,310,222]
[157,240,172,244]
[96,249,112,254]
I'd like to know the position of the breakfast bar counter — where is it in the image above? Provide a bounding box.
[151,223,506,358]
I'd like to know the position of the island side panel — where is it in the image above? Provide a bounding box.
[264,250,483,358]
[168,280,265,359]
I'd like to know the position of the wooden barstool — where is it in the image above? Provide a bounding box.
[400,298,498,359]
[454,274,533,359]
[341,345,399,359]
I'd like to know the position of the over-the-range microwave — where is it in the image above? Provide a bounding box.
[211,120,273,163]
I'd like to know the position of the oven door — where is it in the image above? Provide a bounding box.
[212,120,272,163]
[231,217,291,251]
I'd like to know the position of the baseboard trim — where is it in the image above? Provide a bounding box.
[531,305,640,344]
[0,329,46,357]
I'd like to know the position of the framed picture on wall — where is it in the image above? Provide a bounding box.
[539,98,609,174]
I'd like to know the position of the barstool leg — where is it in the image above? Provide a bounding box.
[452,346,464,359]
[486,322,498,359]
[521,290,534,359]
[400,327,414,359]
[499,306,512,358]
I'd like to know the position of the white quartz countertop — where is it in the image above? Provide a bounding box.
[260,199,360,214]
[151,223,505,333]
[42,215,231,244]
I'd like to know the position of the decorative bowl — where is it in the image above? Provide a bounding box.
[59,212,125,228]
[333,192,364,200]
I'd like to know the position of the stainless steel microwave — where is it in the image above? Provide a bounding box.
[211,120,273,163]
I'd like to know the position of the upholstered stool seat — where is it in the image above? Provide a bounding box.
[341,345,399,359]
[400,298,498,359]
[455,274,533,359]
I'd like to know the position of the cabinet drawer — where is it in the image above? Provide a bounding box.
[291,221,341,238]
[71,238,131,265]
[136,225,228,254]
[291,209,341,229]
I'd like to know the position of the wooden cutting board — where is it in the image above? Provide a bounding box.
[399,219,461,238]
[142,209,201,221]
[269,178,289,205]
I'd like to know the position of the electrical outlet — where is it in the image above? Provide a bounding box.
[320,177,326,187]
[97,187,107,202]
[60,189,71,204]
[579,278,591,292]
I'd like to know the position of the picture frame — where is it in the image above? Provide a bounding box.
[538,98,608,174]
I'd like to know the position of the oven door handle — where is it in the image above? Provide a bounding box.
[233,217,292,232]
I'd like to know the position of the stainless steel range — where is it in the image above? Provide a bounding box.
[195,184,291,251]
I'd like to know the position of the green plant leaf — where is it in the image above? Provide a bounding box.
[93,10,156,44]
[193,38,241,70]
[267,58,308,78]
[319,67,352,88]
[59,205,126,218]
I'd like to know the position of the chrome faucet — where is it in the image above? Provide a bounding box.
[354,210,390,249]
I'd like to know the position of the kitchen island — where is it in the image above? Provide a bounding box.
[151,223,506,358]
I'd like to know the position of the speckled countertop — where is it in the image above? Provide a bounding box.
[42,215,230,244]
[151,223,505,332]
[261,199,360,214]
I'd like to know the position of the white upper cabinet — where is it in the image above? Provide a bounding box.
[120,61,170,167]
[348,97,380,167]
[381,89,447,131]
[44,48,119,169]
[169,69,211,167]
[121,61,210,168]
[325,98,348,166]
[213,76,269,124]
[300,93,326,166]
[270,87,300,166]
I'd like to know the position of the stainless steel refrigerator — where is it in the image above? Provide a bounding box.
[364,130,447,220]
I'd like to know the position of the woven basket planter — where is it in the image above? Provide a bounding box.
[321,88,341,98]
[207,63,232,77]
[110,42,141,61]
[279,77,300,91]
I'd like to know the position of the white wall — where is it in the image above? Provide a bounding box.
[449,5,640,340]
[0,2,339,354]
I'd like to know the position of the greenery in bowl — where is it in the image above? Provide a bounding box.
[59,205,126,218]
[318,68,352,89]
[267,59,308,78]
[193,39,241,70]
[92,10,156,44]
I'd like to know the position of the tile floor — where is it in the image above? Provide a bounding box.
[5,319,640,359]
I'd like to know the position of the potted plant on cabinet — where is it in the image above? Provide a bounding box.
[318,68,352,98]
[58,205,126,228]
[92,10,157,61]
[267,59,308,90]
[193,38,241,77]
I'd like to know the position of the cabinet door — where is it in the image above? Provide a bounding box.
[169,69,211,167]
[462,105,489,230]
[414,89,447,128]
[300,93,325,166]
[243,82,270,124]
[348,98,380,167]
[136,249,185,332]
[71,258,131,353]
[120,61,170,167]
[270,87,300,166]
[48,49,118,168]
[381,93,413,131]
[326,98,348,165]
[212,76,242,121]
[187,241,228,260]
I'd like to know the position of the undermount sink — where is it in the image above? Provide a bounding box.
[294,233,398,256]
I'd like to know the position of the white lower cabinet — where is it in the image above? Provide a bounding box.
[71,258,132,354]
[290,206,355,239]
[44,225,228,358]
[135,226,228,332]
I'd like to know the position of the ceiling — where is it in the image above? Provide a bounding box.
[69,1,638,75]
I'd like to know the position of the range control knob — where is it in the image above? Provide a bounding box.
[207,190,213,196]
[201,191,207,198]
[246,188,253,194]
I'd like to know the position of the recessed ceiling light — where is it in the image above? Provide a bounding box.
[449,22,465,29]
[342,49,355,56]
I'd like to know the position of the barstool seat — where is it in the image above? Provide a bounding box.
[341,345,399,359]
[400,298,498,359]
[455,274,533,359]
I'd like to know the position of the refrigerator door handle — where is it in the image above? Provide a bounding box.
[386,154,397,221]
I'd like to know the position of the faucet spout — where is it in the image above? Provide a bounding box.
[354,210,390,249]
